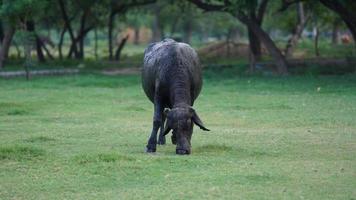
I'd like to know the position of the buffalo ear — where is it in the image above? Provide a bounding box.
[190,108,210,131]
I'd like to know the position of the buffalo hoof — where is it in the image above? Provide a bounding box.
[158,137,166,145]
[176,149,190,155]
[145,147,156,153]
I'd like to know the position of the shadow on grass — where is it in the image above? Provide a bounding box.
[0,145,46,161]
[137,144,278,159]
[24,136,56,143]
[228,173,289,185]
[0,102,31,116]
[73,153,136,164]
[234,104,293,111]
[194,144,278,158]
[194,144,233,153]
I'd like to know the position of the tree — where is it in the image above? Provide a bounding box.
[280,0,356,45]
[0,20,15,69]
[0,0,48,69]
[279,0,349,57]
[107,0,155,60]
[284,2,309,58]
[125,11,146,45]
[246,0,269,60]
[58,0,101,59]
[187,0,289,75]
[151,1,203,43]
[318,0,356,44]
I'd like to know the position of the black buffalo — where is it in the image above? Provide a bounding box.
[142,39,209,155]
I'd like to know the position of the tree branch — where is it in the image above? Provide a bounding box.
[186,0,226,11]
[112,0,156,13]
[58,0,76,45]
[277,0,303,12]
[257,0,269,24]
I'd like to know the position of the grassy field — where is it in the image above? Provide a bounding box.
[0,70,356,199]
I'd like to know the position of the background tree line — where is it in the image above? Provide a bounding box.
[0,0,355,75]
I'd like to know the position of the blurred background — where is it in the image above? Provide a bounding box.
[1,1,356,199]
[0,0,355,76]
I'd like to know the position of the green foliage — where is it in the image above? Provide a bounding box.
[0,0,49,22]
[263,1,297,33]
[228,0,258,12]
[125,10,151,28]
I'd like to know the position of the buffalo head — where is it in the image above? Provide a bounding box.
[163,107,209,155]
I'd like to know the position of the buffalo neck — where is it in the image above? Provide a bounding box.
[169,70,192,108]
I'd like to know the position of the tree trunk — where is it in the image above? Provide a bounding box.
[0,23,4,42]
[332,19,340,45]
[152,5,162,42]
[248,28,262,60]
[24,21,35,80]
[58,0,79,58]
[314,26,320,57]
[226,29,232,57]
[108,11,115,60]
[249,47,256,73]
[67,42,76,58]
[0,24,15,69]
[246,0,269,61]
[36,36,46,62]
[237,14,288,75]
[68,27,92,59]
[40,38,54,60]
[24,41,31,81]
[58,27,66,59]
[68,11,87,59]
[115,34,129,61]
[79,36,84,59]
[285,2,307,58]
[134,27,140,45]
[33,24,46,63]
[67,33,85,59]
[78,10,88,59]
[183,20,192,44]
[94,28,98,60]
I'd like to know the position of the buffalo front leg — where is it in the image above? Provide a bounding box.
[145,96,163,153]
[157,112,166,145]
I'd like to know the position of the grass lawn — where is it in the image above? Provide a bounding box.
[0,70,355,199]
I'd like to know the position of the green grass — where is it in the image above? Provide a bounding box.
[0,70,356,199]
